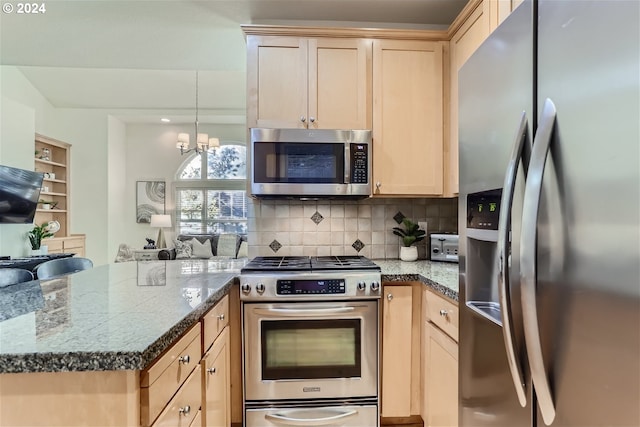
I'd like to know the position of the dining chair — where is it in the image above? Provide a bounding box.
[0,268,35,287]
[34,257,93,280]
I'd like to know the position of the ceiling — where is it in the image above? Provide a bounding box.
[0,0,467,124]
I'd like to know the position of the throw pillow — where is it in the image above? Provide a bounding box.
[190,238,214,259]
[114,244,135,263]
[237,241,249,258]
[217,234,238,258]
[174,239,193,259]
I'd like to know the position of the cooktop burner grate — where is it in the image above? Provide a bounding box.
[241,256,380,272]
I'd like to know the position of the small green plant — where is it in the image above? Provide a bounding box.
[38,199,59,209]
[28,223,54,250]
[393,218,426,247]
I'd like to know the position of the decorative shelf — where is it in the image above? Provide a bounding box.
[36,209,68,213]
[35,158,67,168]
[40,191,66,197]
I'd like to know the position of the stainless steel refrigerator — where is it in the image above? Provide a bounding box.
[458,0,639,426]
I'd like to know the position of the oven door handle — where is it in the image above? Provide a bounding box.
[253,307,357,317]
[265,409,358,426]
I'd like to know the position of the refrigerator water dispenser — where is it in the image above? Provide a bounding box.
[465,190,504,326]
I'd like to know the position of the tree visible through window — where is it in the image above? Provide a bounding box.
[175,145,247,234]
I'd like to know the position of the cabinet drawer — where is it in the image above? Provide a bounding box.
[425,290,458,342]
[190,409,202,427]
[151,364,202,427]
[141,324,201,426]
[135,251,159,261]
[63,237,84,250]
[202,295,229,353]
[45,240,63,251]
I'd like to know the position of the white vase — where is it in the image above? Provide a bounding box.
[30,248,41,256]
[400,246,418,262]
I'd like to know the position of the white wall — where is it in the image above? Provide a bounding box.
[0,96,37,255]
[1,66,111,264]
[117,123,246,251]
[1,66,250,264]
[107,116,127,262]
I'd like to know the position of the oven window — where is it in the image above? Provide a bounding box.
[253,142,344,184]
[261,319,361,380]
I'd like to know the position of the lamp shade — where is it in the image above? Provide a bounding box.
[150,214,172,228]
[209,137,220,149]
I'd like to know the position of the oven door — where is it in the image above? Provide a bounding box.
[243,301,378,401]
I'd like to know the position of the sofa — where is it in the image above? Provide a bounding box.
[158,233,248,260]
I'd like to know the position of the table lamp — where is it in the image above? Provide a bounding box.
[150,214,172,249]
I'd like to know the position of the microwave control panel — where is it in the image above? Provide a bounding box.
[350,143,369,184]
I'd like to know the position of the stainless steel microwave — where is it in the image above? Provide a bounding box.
[250,128,372,199]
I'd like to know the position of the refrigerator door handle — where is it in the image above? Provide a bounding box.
[498,111,530,408]
[521,98,557,425]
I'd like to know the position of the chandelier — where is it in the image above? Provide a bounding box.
[177,71,220,155]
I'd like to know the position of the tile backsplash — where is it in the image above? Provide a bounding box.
[247,198,458,260]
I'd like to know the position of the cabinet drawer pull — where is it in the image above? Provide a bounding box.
[217,314,225,321]
[179,405,191,416]
[207,367,217,375]
[300,115,306,123]
[387,293,393,301]
[439,309,449,317]
[178,355,190,364]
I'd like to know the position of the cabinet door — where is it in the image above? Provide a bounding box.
[309,38,371,129]
[381,285,413,417]
[423,321,458,427]
[373,40,444,196]
[247,36,308,128]
[447,1,491,195]
[202,327,230,427]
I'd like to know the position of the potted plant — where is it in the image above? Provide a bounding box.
[38,199,58,210]
[393,218,426,262]
[28,223,54,255]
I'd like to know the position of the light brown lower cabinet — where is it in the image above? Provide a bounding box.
[202,327,230,427]
[0,293,234,427]
[422,321,458,427]
[152,364,202,427]
[421,288,459,427]
[381,282,422,419]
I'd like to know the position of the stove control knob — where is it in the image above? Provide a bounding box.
[432,247,440,254]
[241,283,251,294]
[357,281,366,291]
[256,283,265,294]
[370,281,380,292]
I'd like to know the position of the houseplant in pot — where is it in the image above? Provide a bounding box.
[393,218,426,262]
[28,223,54,255]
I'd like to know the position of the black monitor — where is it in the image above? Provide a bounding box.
[0,165,43,224]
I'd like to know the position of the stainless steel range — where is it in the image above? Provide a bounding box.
[240,256,381,427]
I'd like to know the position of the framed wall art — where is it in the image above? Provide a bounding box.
[136,180,165,223]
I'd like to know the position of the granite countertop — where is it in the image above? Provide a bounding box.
[0,259,246,374]
[0,257,457,375]
[375,259,459,301]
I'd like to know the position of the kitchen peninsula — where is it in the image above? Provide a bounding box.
[0,258,459,426]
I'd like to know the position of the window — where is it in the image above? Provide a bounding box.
[175,144,247,234]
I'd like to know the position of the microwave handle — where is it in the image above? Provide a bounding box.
[344,143,351,184]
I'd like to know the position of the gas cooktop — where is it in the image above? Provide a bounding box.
[241,256,381,273]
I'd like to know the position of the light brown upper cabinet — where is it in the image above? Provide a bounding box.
[446,0,491,196]
[246,36,372,130]
[372,40,445,196]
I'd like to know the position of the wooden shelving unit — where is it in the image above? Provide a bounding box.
[34,134,85,256]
